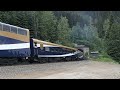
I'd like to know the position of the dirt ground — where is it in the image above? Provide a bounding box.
[0,60,120,79]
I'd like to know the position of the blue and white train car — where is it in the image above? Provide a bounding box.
[0,22,83,63]
[31,39,83,60]
[0,22,30,58]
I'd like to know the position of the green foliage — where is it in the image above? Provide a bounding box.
[105,23,120,63]
[94,57,117,63]
[54,11,87,28]
[92,51,118,64]
[37,11,57,42]
[70,22,83,42]
[57,16,71,46]
[70,17,101,51]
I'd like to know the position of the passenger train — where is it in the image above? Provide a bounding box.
[0,22,83,63]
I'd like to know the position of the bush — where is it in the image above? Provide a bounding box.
[92,53,118,64]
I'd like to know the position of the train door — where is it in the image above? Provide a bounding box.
[33,42,38,57]
[30,38,38,58]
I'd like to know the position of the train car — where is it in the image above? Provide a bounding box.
[0,22,83,63]
[29,38,83,62]
[0,22,30,59]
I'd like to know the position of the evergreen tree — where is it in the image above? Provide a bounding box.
[57,16,71,46]
[71,22,82,42]
[106,23,120,63]
[37,11,57,42]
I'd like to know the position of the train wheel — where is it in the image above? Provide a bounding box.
[28,57,34,63]
[17,58,23,63]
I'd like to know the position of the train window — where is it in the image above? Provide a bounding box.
[43,47,45,51]
[34,42,37,48]
[45,47,50,51]
[18,28,27,36]
[3,24,10,32]
[50,47,56,52]
[11,26,17,34]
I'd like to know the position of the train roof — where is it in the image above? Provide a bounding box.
[0,22,29,31]
[33,38,78,51]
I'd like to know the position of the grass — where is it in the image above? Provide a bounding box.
[90,54,119,64]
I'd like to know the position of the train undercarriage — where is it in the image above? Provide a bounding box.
[0,55,85,65]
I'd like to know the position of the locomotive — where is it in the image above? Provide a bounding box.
[0,22,83,63]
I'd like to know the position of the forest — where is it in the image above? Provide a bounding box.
[0,11,120,63]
